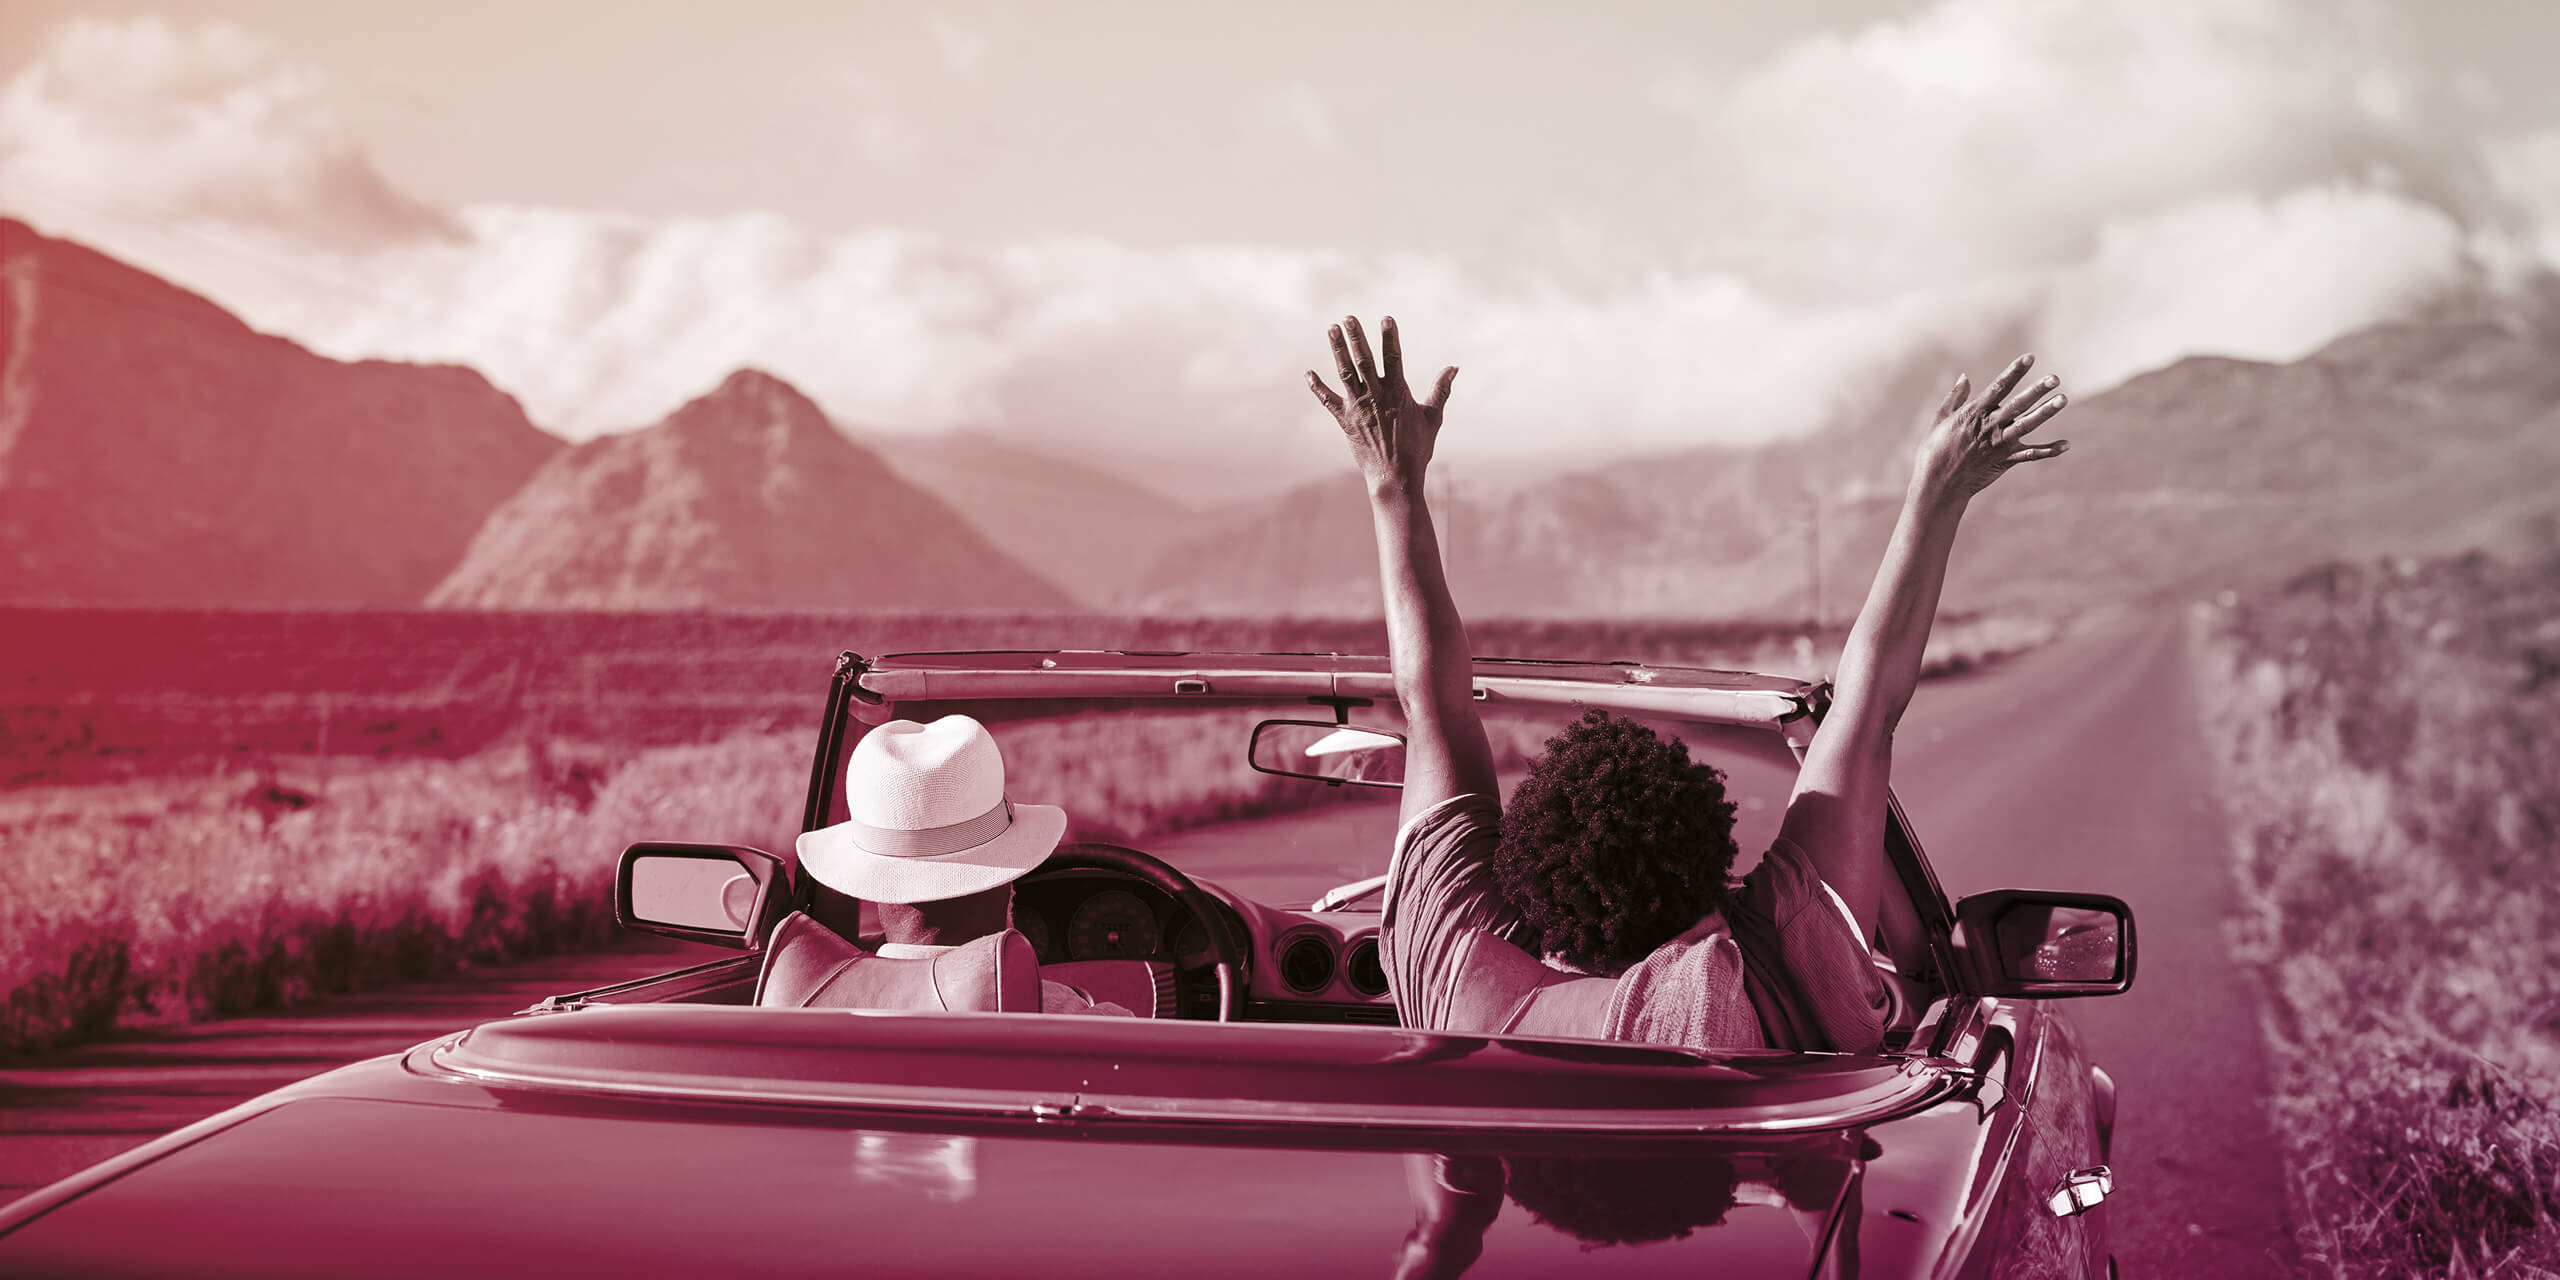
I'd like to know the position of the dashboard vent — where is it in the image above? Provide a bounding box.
[1345,937,1388,998]
[1278,935,1336,994]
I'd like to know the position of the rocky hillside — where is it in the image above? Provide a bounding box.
[868,431,1196,608]
[0,218,561,606]
[430,369,1070,611]
[1133,284,2560,618]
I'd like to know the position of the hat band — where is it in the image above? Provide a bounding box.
[848,798,1013,858]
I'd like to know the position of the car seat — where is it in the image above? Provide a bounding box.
[754,910,1041,1012]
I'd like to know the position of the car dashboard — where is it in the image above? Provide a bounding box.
[1012,870,1394,1024]
[1012,867,1930,1042]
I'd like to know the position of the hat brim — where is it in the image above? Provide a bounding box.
[794,803,1067,905]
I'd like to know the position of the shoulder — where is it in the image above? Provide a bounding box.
[1739,836,1869,954]
[1741,836,1845,921]
[1439,928,1621,1037]
[1395,792,1502,857]
[1386,791,1507,922]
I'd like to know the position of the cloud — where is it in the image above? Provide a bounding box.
[2037,185,2471,387]
[0,18,1972,466]
[0,16,458,251]
[1684,0,2493,293]
[923,14,989,76]
[2486,127,2560,271]
[250,215,1959,468]
[1251,83,1338,149]
[1,6,2548,485]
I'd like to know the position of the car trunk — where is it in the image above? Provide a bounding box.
[0,1097,1889,1278]
[0,1007,1937,1278]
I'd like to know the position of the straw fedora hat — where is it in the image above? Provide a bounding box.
[796,716,1066,904]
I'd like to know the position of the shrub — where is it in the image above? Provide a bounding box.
[0,732,806,1054]
[2196,553,2560,1276]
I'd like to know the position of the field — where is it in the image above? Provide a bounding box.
[2193,554,2560,1276]
[0,606,2054,1055]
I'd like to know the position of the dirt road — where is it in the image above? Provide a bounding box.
[1896,609,2296,1275]
[2,613,2294,1273]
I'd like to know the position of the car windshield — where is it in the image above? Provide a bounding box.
[822,698,1805,911]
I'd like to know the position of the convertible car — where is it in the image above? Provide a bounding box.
[0,649,2134,1279]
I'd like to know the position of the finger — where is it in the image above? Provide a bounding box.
[1937,375,1969,418]
[2004,440,2069,464]
[1988,374,2061,429]
[1995,392,2067,445]
[1970,353,2035,417]
[1344,316,1381,393]
[1306,371,1345,417]
[1329,326,1367,398]
[1380,316,1405,392]
[1423,365,1459,410]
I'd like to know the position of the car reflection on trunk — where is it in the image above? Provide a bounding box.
[852,1132,979,1205]
[1391,1133,1881,1277]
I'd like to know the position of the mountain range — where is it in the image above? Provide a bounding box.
[431,371,1067,612]
[0,217,559,607]
[864,431,1195,606]
[1129,286,2560,618]
[7,215,2558,619]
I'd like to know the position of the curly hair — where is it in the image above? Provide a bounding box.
[1493,710,1739,975]
[1501,1155,1740,1247]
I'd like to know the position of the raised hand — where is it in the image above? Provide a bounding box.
[1911,354,2070,507]
[1306,315,1458,500]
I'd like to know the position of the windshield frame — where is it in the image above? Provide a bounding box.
[797,649,1966,1013]
[427,1005,1963,1133]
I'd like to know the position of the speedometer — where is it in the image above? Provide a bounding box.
[1169,917,1213,968]
[1066,889,1161,960]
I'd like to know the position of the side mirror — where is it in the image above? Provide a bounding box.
[616,842,791,950]
[1248,719,1406,788]
[1952,889,2135,998]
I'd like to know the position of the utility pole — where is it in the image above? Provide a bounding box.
[1805,486,1823,628]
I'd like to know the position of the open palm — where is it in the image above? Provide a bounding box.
[1913,353,2070,505]
[1307,315,1458,498]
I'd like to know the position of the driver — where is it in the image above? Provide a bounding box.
[761,715,1134,1016]
[1305,315,2071,1052]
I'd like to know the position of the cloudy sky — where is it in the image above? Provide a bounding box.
[6,0,2560,494]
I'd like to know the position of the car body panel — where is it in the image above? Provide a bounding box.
[0,1008,2109,1280]
[0,1086,1850,1279]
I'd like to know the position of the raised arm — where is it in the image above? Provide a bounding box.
[1306,315,1497,823]
[1778,354,2070,938]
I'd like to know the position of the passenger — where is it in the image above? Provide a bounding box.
[761,715,1134,1016]
[1305,315,2069,1051]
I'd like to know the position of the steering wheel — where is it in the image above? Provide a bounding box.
[1035,842,1250,1023]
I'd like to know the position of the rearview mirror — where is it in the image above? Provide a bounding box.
[1247,719,1406,788]
[1953,889,2135,998]
[616,842,791,949]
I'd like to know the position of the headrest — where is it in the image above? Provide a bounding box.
[754,911,1040,1013]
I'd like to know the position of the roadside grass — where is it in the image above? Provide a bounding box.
[0,713,1379,1054]
[0,732,808,1055]
[2193,553,2560,1277]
